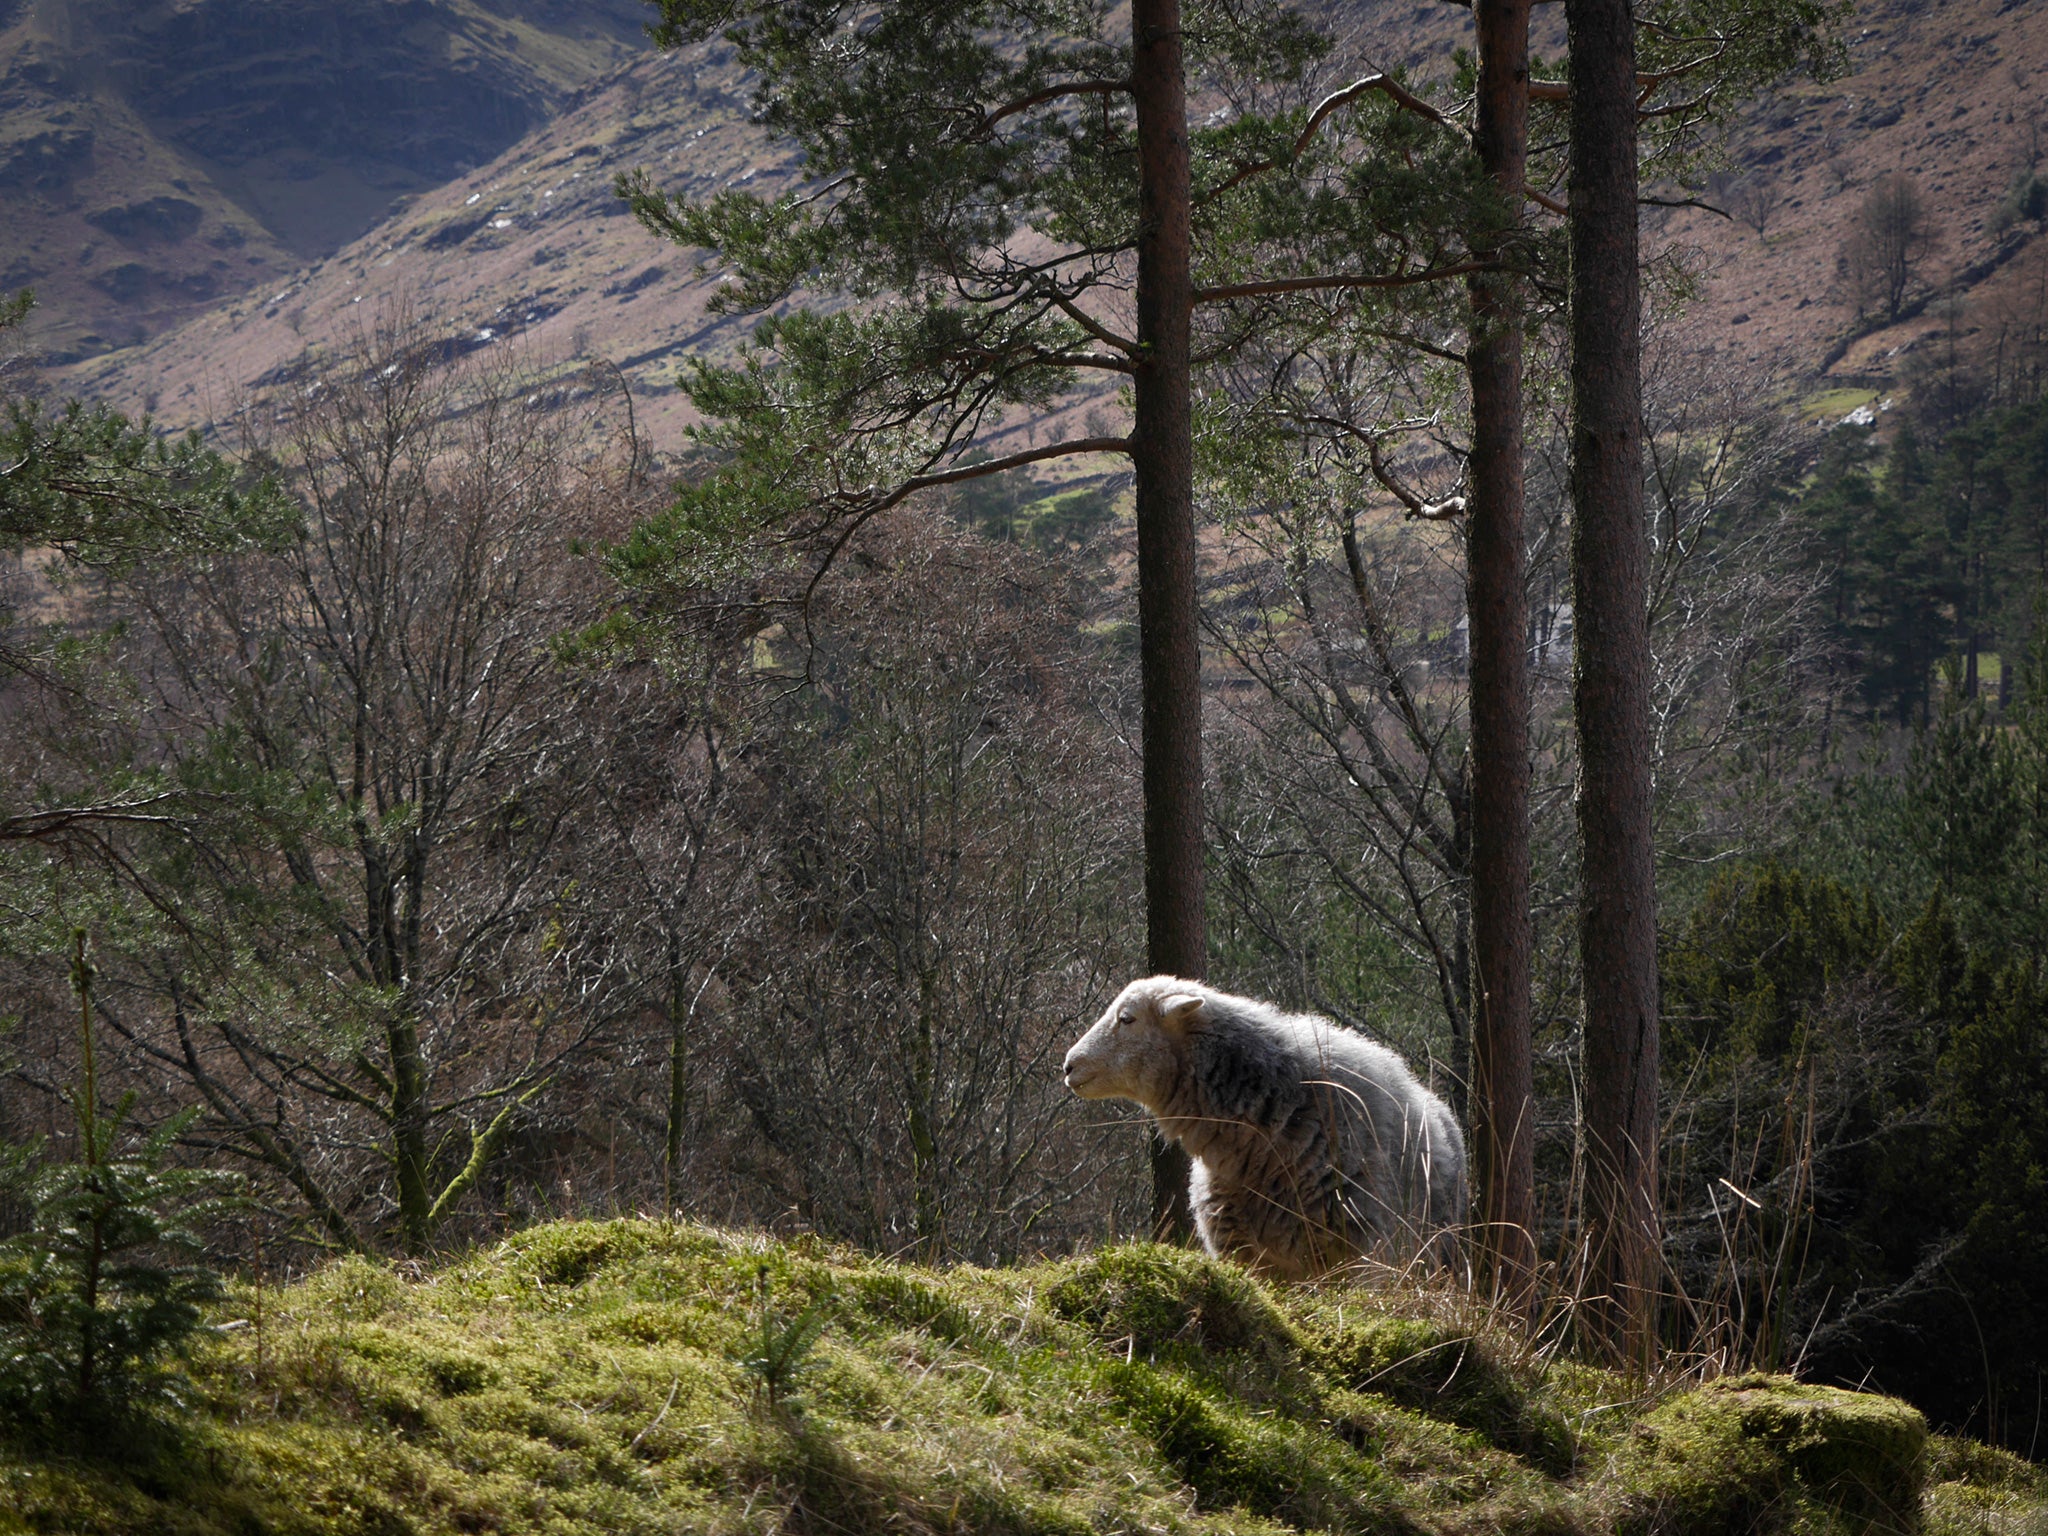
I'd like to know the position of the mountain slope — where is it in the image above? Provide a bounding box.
[0,0,648,361]
[1646,0,2048,404]
[29,0,1519,442]
[32,0,2048,440]
[49,38,779,445]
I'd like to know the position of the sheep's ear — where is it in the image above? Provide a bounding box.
[1159,992,1204,1029]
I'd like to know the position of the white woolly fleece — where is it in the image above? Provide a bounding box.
[1065,976,1467,1278]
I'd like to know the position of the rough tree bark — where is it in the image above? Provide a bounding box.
[1566,0,1661,1362]
[1131,0,1203,1241]
[1464,0,1539,1313]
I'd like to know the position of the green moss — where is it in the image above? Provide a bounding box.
[1619,1373,1928,1536]
[497,1219,642,1287]
[1925,1434,2045,1496]
[1049,1244,1301,1373]
[1924,1481,2048,1536]
[0,1223,2027,1536]
[294,1253,408,1321]
[1923,1436,2048,1536]
[1304,1309,1574,1474]
[847,1270,983,1346]
[1096,1359,1407,1533]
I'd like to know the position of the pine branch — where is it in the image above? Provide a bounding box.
[978,78,1129,135]
[1195,262,1494,304]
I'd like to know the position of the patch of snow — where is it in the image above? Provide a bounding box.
[1842,403,1877,426]
[490,219,514,230]
[466,192,482,205]
[476,328,497,343]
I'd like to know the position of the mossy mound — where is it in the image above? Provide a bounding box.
[1922,1435,2048,1536]
[0,1221,2028,1536]
[1048,1243,1307,1383]
[1301,1307,1576,1475]
[1617,1373,1930,1535]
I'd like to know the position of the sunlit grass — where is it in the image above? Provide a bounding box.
[1798,386,1881,421]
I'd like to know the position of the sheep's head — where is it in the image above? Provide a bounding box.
[1062,977,1204,1113]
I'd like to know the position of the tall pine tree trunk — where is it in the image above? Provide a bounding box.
[1566,0,1661,1363]
[1464,0,1538,1314]
[1131,0,1201,1240]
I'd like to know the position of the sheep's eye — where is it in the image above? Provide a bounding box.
[1117,1010,1135,1026]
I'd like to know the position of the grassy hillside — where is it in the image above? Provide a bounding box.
[0,1219,2038,1536]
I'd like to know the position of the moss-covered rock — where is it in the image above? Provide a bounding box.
[1921,1434,2048,1536]
[1618,1373,1928,1535]
[1095,1358,1409,1534]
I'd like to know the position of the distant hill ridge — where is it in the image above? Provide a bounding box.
[11,0,2048,438]
[45,36,783,448]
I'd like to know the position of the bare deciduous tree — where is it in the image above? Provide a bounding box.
[700,515,1146,1262]
[1638,333,1834,863]
[1728,175,1787,236]
[1197,322,1477,1093]
[1977,238,2048,406]
[73,324,635,1255]
[1207,479,1475,1099]
[582,657,760,1219]
[1843,172,1936,324]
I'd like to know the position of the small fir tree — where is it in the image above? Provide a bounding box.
[0,932,238,1429]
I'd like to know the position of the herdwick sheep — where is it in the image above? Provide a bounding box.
[1063,976,1467,1279]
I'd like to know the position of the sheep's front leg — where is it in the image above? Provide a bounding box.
[1189,1156,1319,1279]
[1188,1158,1255,1262]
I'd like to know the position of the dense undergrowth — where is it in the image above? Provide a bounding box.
[0,1220,2039,1536]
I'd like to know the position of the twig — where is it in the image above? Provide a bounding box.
[629,1377,682,1453]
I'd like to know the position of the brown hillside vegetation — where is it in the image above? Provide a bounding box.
[43,38,777,445]
[0,0,648,362]
[1649,0,2048,412]
[28,0,2048,443]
